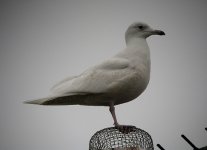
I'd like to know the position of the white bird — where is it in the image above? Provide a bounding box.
[24,22,165,127]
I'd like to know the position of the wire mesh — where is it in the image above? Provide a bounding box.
[89,126,154,150]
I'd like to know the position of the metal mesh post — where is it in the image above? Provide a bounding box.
[89,126,154,150]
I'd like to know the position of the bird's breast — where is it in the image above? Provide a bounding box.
[110,66,150,105]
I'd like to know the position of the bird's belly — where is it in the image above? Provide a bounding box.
[111,71,150,105]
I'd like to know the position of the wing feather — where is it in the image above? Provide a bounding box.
[51,57,130,95]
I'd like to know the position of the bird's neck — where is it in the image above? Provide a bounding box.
[126,37,150,58]
[126,37,148,49]
[125,37,151,71]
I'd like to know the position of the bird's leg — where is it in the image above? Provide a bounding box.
[109,102,132,133]
[109,102,119,127]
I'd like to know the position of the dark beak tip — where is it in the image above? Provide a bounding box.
[153,30,165,36]
[159,31,165,36]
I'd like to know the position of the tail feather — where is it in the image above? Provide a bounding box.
[24,95,81,105]
[23,93,108,106]
[24,97,54,105]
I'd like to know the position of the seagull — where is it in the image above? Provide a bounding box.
[24,22,165,127]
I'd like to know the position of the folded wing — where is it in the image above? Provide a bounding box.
[50,57,130,96]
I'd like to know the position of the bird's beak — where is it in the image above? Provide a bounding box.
[151,29,165,36]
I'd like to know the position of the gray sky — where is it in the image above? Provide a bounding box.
[0,0,207,150]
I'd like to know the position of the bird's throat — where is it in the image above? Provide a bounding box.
[126,37,148,48]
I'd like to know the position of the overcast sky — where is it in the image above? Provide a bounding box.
[0,0,207,150]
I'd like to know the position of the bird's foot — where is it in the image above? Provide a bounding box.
[114,123,135,134]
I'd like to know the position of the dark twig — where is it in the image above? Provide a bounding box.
[181,134,199,150]
[157,144,165,150]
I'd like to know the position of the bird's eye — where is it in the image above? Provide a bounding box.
[137,25,144,30]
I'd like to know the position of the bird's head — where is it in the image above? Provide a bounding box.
[125,22,165,43]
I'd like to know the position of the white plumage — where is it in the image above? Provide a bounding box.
[24,22,165,126]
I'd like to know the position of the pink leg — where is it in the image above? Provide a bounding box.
[109,102,119,126]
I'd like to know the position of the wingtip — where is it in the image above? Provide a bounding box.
[23,97,55,105]
[23,100,40,105]
[23,98,46,105]
[23,100,30,104]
